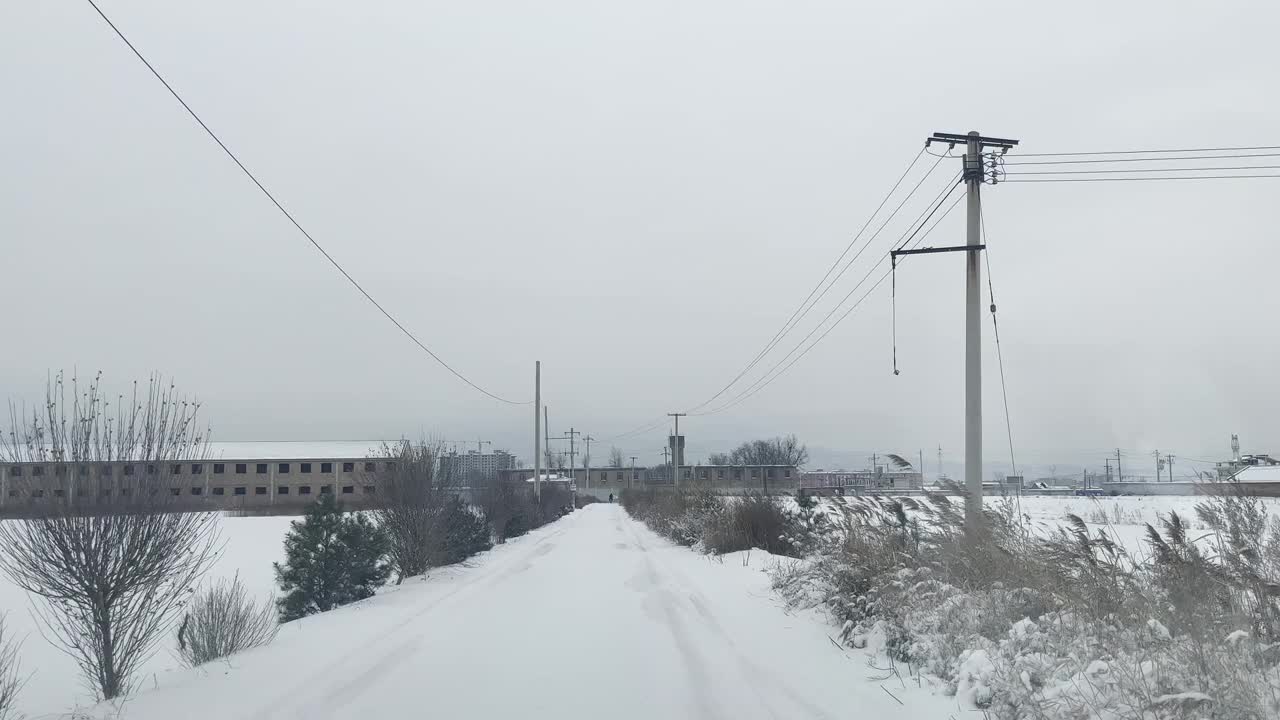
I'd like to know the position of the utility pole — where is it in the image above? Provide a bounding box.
[544,407,550,472]
[554,428,579,486]
[1105,458,1112,484]
[668,413,686,488]
[630,456,637,491]
[937,445,943,482]
[919,449,925,487]
[660,445,670,482]
[897,131,1018,534]
[583,435,594,493]
[534,361,541,501]
[1153,449,1162,482]
[1165,454,1175,482]
[1116,449,1123,484]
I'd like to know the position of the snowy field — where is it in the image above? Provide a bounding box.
[1013,494,1280,553]
[0,515,295,718]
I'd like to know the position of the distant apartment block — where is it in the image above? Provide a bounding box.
[441,450,516,484]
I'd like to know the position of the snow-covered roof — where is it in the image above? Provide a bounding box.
[1234,465,1280,484]
[525,473,570,483]
[204,441,395,460]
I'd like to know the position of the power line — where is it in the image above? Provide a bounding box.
[1008,164,1280,175]
[682,148,946,414]
[981,206,1017,478]
[83,0,527,406]
[1003,174,1280,183]
[1004,152,1280,166]
[1014,145,1280,158]
[697,186,966,416]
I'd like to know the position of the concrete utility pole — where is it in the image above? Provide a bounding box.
[629,456,637,490]
[660,445,670,480]
[897,132,1018,533]
[1153,449,1162,482]
[534,361,541,501]
[583,435,594,492]
[1116,449,1123,484]
[668,413,686,488]
[1165,454,1175,482]
[1105,458,1112,484]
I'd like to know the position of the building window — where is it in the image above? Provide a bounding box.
[319,485,332,494]
[385,462,396,471]
[147,464,158,475]
[342,462,354,473]
[120,487,132,497]
[700,469,708,479]
[236,463,247,474]
[32,489,45,498]
[321,462,333,473]
[363,485,376,494]
[364,462,376,472]
[55,465,67,477]
[123,465,135,476]
[234,486,247,496]
[101,465,113,477]
[617,471,623,481]
[751,469,758,478]
[255,486,267,495]
[191,464,203,475]
[784,469,791,478]
[214,464,225,474]
[191,487,203,496]
[717,469,725,479]
[171,464,182,475]
[212,487,225,496]
[301,463,312,474]
[299,486,312,495]
[32,466,44,477]
[100,488,111,498]
[8,467,19,478]
[277,486,289,495]
[279,463,290,474]
[342,486,354,494]
[54,488,66,497]
[257,463,268,474]
[170,488,180,496]
[768,468,776,478]
[6,490,17,498]
[78,465,90,476]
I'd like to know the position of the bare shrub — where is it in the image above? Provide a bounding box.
[177,574,278,666]
[370,439,457,583]
[0,372,221,700]
[0,616,24,720]
[703,494,803,556]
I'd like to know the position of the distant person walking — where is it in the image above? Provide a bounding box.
[608,492,614,503]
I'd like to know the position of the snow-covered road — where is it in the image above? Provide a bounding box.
[86,504,956,719]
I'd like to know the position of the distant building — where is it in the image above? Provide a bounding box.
[441,450,516,484]
[500,463,801,498]
[801,469,923,494]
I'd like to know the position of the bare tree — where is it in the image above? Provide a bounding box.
[0,616,24,720]
[728,435,809,467]
[707,452,732,466]
[608,446,625,468]
[370,439,458,583]
[176,574,278,666]
[0,372,221,700]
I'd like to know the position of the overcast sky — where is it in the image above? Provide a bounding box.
[2,0,1276,473]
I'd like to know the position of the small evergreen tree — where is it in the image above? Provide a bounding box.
[274,494,391,622]
[432,498,493,566]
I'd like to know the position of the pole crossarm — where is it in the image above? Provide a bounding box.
[928,132,1020,150]
[891,244,986,259]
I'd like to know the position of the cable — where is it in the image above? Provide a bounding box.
[695,180,963,416]
[1014,145,1280,158]
[980,206,1017,479]
[1003,174,1280,183]
[1003,152,1280,166]
[1008,164,1280,175]
[83,0,527,405]
[682,148,945,414]
[697,187,965,416]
